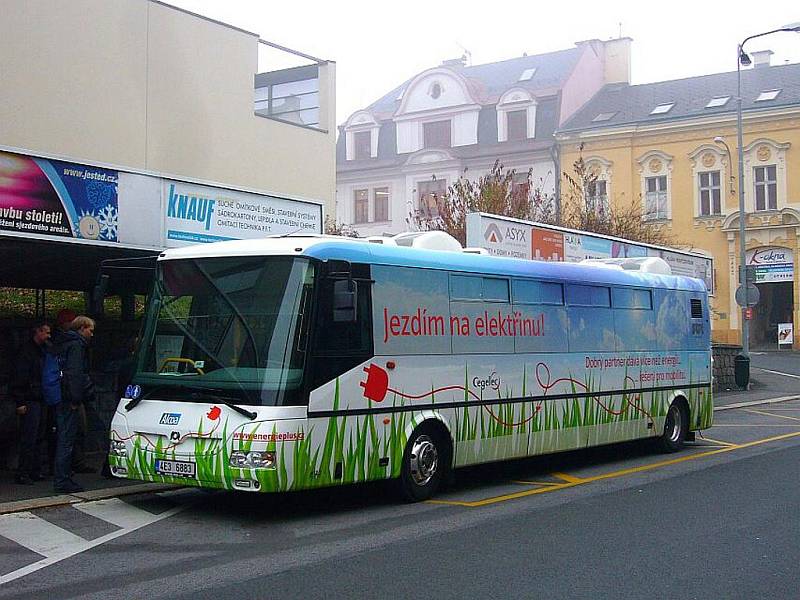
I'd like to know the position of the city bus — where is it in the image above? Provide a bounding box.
[109,232,713,501]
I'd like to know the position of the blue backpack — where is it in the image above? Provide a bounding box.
[41,351,65,406]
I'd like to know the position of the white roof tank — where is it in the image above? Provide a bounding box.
[581,257,672,275]
[391,231,463,253]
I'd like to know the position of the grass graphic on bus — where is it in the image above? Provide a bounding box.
[111,360,712,493]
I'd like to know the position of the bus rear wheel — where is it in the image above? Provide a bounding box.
[399,426,447,502]
[657,401,687,453]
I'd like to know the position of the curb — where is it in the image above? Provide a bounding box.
[2,395,797,515]
[714,394,800,411]
[0,483,179,515]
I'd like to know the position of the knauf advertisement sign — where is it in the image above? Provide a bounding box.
[164,181,322,247]
[0,150,118,242]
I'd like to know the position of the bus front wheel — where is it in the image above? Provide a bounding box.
[399,426,448,502]
[657,401,688,453]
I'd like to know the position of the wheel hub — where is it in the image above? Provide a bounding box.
[410,435,439,486]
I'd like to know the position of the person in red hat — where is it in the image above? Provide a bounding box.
[52,309,77,346]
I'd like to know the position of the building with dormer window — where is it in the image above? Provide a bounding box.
[336,39,632,236]
[556,58,800,349]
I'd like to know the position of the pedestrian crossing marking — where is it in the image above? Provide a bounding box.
[74,497,155,529]
[0,497,189,585]
[0,512,86,557]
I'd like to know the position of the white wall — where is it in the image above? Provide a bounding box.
[0,0,336,215]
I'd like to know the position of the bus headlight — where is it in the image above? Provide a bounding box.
[229,450,276,469]
[110,440,127,457]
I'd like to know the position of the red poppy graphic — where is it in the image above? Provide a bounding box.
[207,406,221,420]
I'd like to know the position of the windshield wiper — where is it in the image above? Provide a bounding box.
[125,396,143,412]
[126,385,257,420]
[191,391,257,420]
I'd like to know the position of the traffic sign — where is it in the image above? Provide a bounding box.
[735,284,760,307]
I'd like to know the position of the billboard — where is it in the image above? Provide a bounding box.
[0,150,118,242]
[163,181,321,248]
[466,212,714,293]
[746,247,794,283]
[0,148,323,251]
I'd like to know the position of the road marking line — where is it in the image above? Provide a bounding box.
[0,512,86,557]
[711,424,800,427]
[696,436,736,447]
[552,472,585,484]
[752,368,800,380]
[428,430,800,508]
[744,409,800,422]
[0,504,186,585]
[74,498,156,529]
[715,395,800,411]
[511,480,561,487]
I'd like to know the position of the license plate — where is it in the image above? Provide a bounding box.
[155,459,196,478]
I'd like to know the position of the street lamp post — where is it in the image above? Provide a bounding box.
[731,23,800,387]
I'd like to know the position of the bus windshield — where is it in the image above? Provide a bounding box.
[133,256,315,406]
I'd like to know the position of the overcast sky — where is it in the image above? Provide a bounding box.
[166,0,800,125]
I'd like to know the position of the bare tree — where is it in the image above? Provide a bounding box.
[323,215,359,238]
[406,150,677,248]
[560,145,676,246]
[408,160,555,245]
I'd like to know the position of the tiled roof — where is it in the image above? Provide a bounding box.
[363,47,582,119]
[558,62,800,133]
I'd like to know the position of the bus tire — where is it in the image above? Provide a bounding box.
[657,400,687,453]
[399,425,448,502]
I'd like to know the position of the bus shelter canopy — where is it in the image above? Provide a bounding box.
[0,235,158,294]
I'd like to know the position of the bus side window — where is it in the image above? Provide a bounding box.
[566,284,614,352]
[307,266,374,391]
[612,287,655,352]
[316,276,372,355]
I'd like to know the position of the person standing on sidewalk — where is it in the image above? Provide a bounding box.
[11,320,52,485]
[53,316,96,494]
[52,309,94,474]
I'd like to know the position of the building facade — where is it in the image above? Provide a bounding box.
[336,39,632,237]
[556,58,800,349]
[0,0,336,292]
[0,0,336,215]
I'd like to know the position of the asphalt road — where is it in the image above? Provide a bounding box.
[2,399,800,599]
[750,351,800,377]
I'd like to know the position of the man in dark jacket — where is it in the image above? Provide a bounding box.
[53,309,93,474]
[12,320,52,484]
[53,315,96,493]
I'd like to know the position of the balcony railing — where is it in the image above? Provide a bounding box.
[254,39,326,131]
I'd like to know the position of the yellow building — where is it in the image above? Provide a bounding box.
[556,57,800,349]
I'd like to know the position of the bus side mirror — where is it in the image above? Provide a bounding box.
[333,279,357,322]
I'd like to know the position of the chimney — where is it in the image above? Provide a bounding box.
[751,50,773,68]
[601,37,632,85]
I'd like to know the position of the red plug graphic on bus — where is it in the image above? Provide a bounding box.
[361,363,389,402]
[207,406,221,420]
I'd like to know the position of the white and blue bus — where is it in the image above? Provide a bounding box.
[109,232,713,500]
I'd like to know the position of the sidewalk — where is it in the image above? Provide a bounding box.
[714,362,800,408]
[0,451,176,514]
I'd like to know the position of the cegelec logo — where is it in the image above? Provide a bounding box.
[472,372,500,392]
